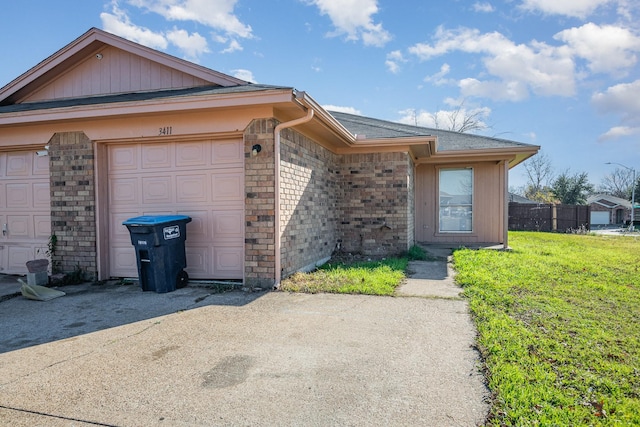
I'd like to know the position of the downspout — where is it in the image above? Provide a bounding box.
[273,94,314,286]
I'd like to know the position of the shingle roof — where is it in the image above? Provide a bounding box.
[0,84,292,114]
[329,111,536,152]
[586,194,632,208]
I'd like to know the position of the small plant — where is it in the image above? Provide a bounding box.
[62,265,85,286]
[406,245,429,260]
[47,233,57,257]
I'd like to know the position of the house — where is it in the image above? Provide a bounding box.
[587,194,632,226]
[0,28,539,287]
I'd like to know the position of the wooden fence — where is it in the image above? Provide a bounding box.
[508,203,590,232]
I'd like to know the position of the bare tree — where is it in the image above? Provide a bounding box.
[521,150,555,202]
[599,167,634,199]
[430,99,488,133]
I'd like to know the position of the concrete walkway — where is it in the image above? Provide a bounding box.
[0,252,488,426]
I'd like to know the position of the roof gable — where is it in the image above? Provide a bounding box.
[0,28,247,105]
[586,194,632,209]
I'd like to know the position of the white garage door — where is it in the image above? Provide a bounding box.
[0,151,51,275]
[108,140,244,280]
[590,211,610,225]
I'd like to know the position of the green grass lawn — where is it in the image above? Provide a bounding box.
[454,232,640,426]
[279,257,408,295]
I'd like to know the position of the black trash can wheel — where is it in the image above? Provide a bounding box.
[177,270,189,289]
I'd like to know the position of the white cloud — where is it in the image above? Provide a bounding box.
[592,80,640,119]
[324,105,362,115]
[306,0,391,47]
[408,26,576,101]
[598,126,640,141]
[231,69,256,83]
[424,63,452,86]
[101,2,168,50]
[519,0,613,19]
[473,2,495,12]
[127,0,253,38]
[385,50,406,73]
[221,39,243,54]
[554,23,640,76]
[166,28,209,60]
[592,79,640,140]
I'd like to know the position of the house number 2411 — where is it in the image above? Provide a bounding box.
[159,126,172,136]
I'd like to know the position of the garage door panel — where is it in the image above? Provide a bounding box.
[7,245,35,272]
[6,183,30,208]
[7,215,30,238]
[110,177,139,205]
[212,140,243,166]
[183,211,209,242]
[213,247,243,278]
[111,245,137,277]
[33,155,49,175]
[142,176,173,204]
[142,144,171,169]
[6,153,30,176]
[111,212,140,242]
[34,215,51,238]
[33,182,51,208]
[212,172,243,201]
[0,183,5,208]
[109,146,138,170]
[213,210,243,240]
[176,142,208,167]
[185,246,209,276]
[177,174,208,203]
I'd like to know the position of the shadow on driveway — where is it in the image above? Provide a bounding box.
[0,279,263,354]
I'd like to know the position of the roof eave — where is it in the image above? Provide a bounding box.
[416,145,540,168]
[0,88,295,126]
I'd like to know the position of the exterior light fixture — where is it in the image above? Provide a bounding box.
[96,53,103,59]
[251,144,262,156]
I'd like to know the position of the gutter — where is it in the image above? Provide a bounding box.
[273,91,314,286]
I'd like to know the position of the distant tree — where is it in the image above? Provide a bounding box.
[521,151,555,203]
[551,171,594,205]
[599,167,634,199]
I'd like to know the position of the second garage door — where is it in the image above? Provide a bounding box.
[108,139,244,280]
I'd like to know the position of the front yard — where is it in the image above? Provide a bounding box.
[454,232,640,425]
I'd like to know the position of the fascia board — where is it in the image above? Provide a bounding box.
[0,89,294,126]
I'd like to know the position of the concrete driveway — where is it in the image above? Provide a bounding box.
[0,265,488,426]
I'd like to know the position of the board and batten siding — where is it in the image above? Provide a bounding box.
[415,162,505,244]
[24,45,210,102]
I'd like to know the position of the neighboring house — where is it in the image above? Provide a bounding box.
[0,28,539,286]
[587,194,632,226]
[508,193,537,204]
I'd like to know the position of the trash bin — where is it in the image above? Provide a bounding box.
[123,215,192,293]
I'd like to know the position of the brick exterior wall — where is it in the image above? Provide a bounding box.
[338,152,414,256]
[280,128,340,276]
[48,132,97,280]
[244,119,277,288]
[243,121,415,284]
[43,124,415,286]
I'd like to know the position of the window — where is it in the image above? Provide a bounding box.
[439,168,473,232]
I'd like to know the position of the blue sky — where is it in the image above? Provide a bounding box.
[1,0,639,189]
